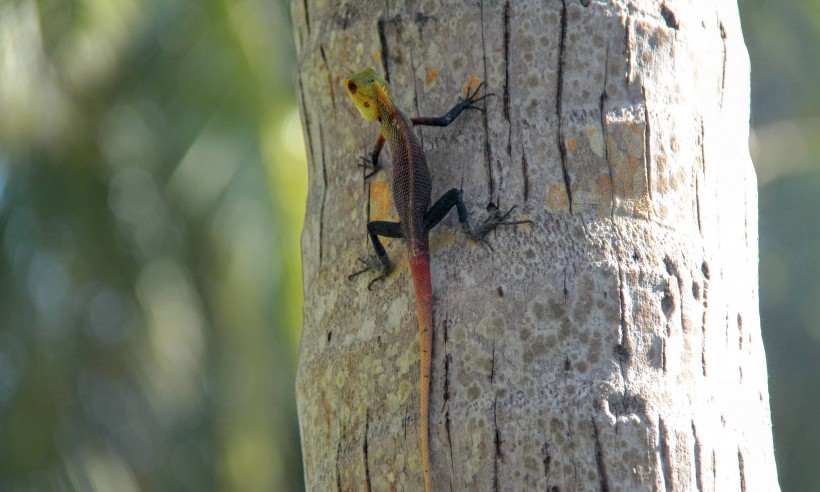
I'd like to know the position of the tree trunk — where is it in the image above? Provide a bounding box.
[293,0,779,490]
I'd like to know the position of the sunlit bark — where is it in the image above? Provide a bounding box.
[294,0,779,490]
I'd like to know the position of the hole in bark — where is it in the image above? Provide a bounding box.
[692,281,701,299]
[327,331,332,342]
[701,261,711,279]
[661,286,675,318]
[497,286,505,297]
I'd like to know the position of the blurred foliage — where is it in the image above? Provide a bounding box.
[0,0,817,490]
[0,0,305,490]
[741,0,820,490]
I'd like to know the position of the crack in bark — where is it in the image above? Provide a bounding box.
[320,45,336,111]
[541,441,552,479]
[363,409,372,492]
[701,261,710,376]
[479,0,495,201]
[302,0,310,35]
[442,316,450,408]
[600,43,614,218]
[442,315,455,486]
[738,449,747,492]
[318,123,328,266]
[492,394,501,491]
[298,76,315,168]
[490,341,497,383]
[660,337,667,373]
[377,17,391,83]
[737,313,744,350]
[558,351,579,489]
[563,269,569,302]
[659,417,673,492]
[502,1,511,124]
[556,0,573,214]
[615,253,629,380]
[592,419,610,492]
[567,414,578,488]
[521,144,530,202]
[445,409,455,486]
[641,85,653,205]
[692,421,704,492]
[719,20,727,108]
[336,436,343,492]
[725,310,730,351]
[503,1,513,164]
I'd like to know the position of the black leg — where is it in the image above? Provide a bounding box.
[349,220,403,289]
[424,188,531,247]
[411,83,494,128]
[424,189,471,233]
[366,220,402,266]
[359,133,386,179]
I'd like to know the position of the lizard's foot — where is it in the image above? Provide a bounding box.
[348,256,392,290]
[357,152,381,179]
[460,82,495,112]
[466,204,531,249]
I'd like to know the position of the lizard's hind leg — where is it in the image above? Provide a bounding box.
[348,220,403,290]
[424,188,530,248]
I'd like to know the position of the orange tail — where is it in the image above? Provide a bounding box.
[409,251,433,492]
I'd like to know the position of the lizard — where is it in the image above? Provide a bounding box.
[344,67,528,491]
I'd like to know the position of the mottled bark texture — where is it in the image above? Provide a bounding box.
[293,0,779,490]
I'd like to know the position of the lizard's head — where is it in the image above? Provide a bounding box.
[344,68,389,121]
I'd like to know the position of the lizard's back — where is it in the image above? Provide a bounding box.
[382,109,431,255]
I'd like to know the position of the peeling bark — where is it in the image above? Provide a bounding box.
[293,0,779,490]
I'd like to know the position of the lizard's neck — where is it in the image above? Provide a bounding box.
[377,98,411,141]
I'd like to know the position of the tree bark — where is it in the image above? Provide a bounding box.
[293,0,779,490]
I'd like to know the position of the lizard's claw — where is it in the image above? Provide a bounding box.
[357,152,381,179]
[467,204,532,247]
[460,81,495,112]
[348,257,392,290]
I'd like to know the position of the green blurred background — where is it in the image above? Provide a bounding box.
[0,0,816,490]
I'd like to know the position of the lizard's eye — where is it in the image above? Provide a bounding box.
[347,81,357,93]
[363,102,370,108]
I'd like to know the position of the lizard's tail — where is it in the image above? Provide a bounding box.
[409,251,433,492]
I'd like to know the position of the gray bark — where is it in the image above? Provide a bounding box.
[293,0,779,490]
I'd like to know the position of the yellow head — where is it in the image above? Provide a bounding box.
[344,68,390,121]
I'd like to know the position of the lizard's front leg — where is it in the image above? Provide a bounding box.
[348,220,402,290]
[411,83,493,128]
[358,133,386,179]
